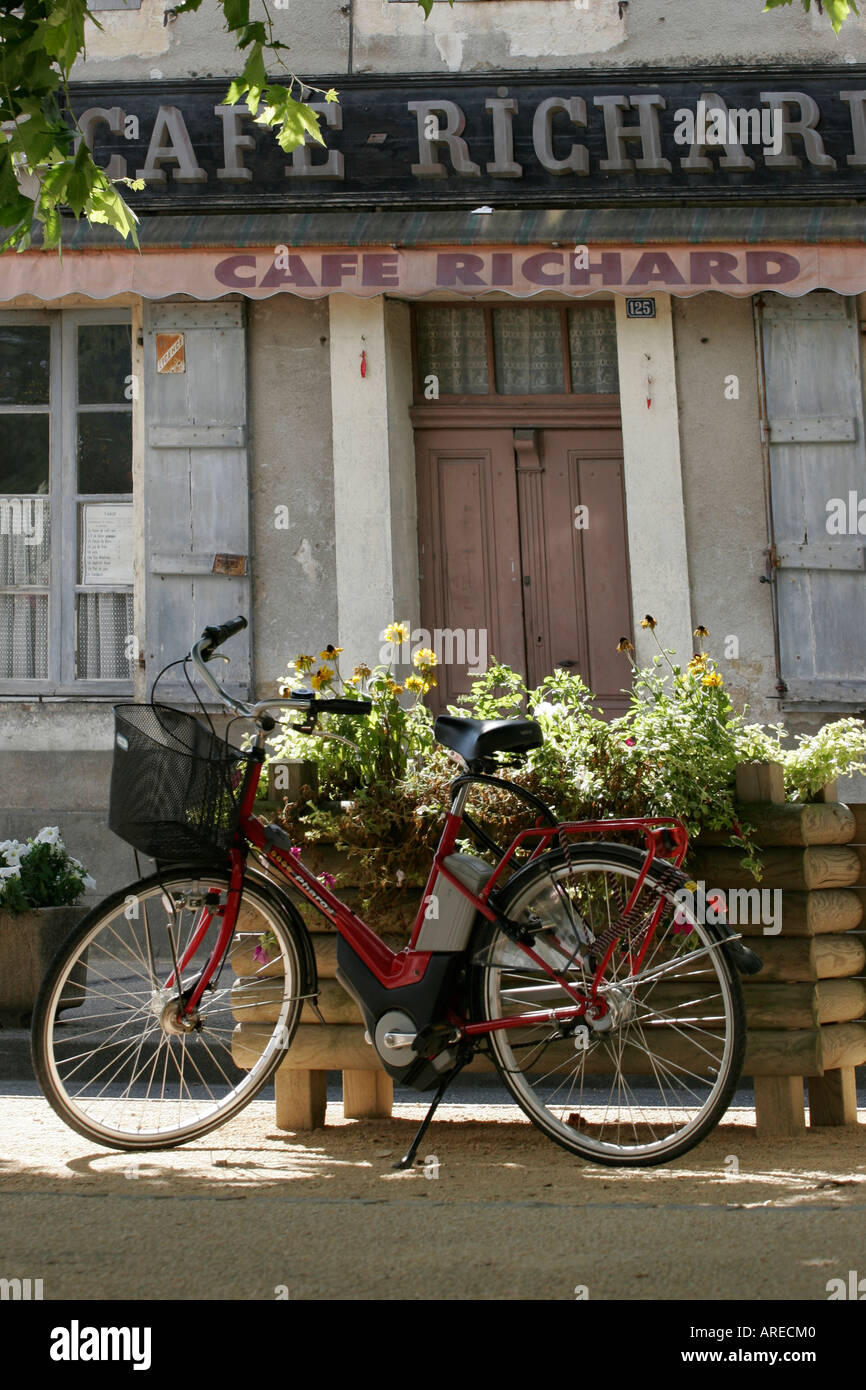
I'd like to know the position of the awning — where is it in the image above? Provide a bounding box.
[3,241,866,301]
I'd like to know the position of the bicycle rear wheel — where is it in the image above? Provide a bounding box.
[32,866,305,1151]
[473,844,746,1167]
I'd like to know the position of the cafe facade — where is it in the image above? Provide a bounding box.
[3,57,866,889]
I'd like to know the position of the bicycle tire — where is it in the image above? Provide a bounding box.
[32,865,307,1151]
[472,843,747,1167]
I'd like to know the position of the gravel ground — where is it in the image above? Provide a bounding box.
[1,1085,865,1303]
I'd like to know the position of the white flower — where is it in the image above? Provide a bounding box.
[82,874,97,891]
[35,826,61,846]
[0,865,21,880]
[0,839,26,862]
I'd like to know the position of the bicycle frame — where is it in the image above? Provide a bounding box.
[172,746,690,1040]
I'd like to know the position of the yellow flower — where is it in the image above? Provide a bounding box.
[640,615,657,630]
[320,645,343,660]
[385,679,404,696]
[405,675,424,694]
[688,653,707,673]
[413,647,437,668]
[425,676,437,689]
[616,637,634,654]
[294,654,314,673]
[353,663,372,681]
[310,667,335,691]
[694,625,709,639]
[384,622,410,644]
[701,671,724,688]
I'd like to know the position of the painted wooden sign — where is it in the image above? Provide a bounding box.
[67,68,866,213]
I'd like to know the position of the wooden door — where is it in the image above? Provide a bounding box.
[518,428,631,714]
[415,421,632,715]
[761,292,866,706]
[415,428,525,710]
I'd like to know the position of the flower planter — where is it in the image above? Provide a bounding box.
[0,907,86,1028]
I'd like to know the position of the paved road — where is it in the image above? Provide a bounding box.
[1,1085,865,1302]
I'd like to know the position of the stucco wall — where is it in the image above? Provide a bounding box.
[673,292,778,722]
[248,295,337,693]
[73,0,866,81]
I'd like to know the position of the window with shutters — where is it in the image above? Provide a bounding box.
[0,308,134,694]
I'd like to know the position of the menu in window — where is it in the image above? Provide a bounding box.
[81,503,134,585]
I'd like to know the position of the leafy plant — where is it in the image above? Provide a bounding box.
[0,826,94,914]
[265,625,437,801]
[764,0,859,33]
[268,620,866,921]
[0,0,447,251]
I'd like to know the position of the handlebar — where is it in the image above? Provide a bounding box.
[188,617,372,726]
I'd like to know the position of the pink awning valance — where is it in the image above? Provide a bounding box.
[3,243,866,301]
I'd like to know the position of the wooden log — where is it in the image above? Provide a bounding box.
[230,976,362,1025]
[698,802,855,847]
[815,978,866,1025]
[736,762,786,804]
[733,889,863,938]
[744,1029,823,1076]
[230,930,406,978]
[689,845,860,891]
[754,1076,806,1138]
[235,1021,823,1079]
[741,938,816,982]
[814,933,866,979]
[807,1068,859,1126]
[819,1021,866,1071]
[849,804,866,844]
[342,1070,393,1120]
[274,1069,327,1131]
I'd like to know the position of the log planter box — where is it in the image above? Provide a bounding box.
[0,906,86,1028]
[232,763,866,1138]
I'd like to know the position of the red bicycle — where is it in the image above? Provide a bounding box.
[32,617,758,1168]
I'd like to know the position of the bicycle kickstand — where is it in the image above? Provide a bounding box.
[393,1059,467,1172]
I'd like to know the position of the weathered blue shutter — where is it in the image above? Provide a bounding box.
[143,301,251,700]
[762,291,866,707]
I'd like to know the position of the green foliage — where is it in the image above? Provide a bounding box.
[271,623,866,920]
[266,632,436,801]
[0,0,440,251]
[0,827,93,914]
[763,0,860,32]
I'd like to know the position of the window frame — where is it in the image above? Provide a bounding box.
[411,300,619,405]
[0,306,134,697]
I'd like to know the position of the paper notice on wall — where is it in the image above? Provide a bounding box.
[81,504,134,585]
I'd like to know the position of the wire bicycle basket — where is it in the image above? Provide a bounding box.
[108,703,254,862]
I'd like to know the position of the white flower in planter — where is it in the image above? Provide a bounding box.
[34,826,62,847]
[0,865,22,880]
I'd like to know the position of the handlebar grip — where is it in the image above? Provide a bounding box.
[200,615,248,660]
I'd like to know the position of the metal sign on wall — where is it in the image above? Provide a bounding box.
[68,68,866,213]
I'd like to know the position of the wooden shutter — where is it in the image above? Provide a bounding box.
[762,292,866,706]
[142,301,251,699]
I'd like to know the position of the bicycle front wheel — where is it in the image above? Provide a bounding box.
[32,866,305,1151]
[473,844,746,1167]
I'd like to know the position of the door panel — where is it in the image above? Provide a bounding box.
[416,421,631,716]
[520,429,631,714]
[415,428,525,709]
